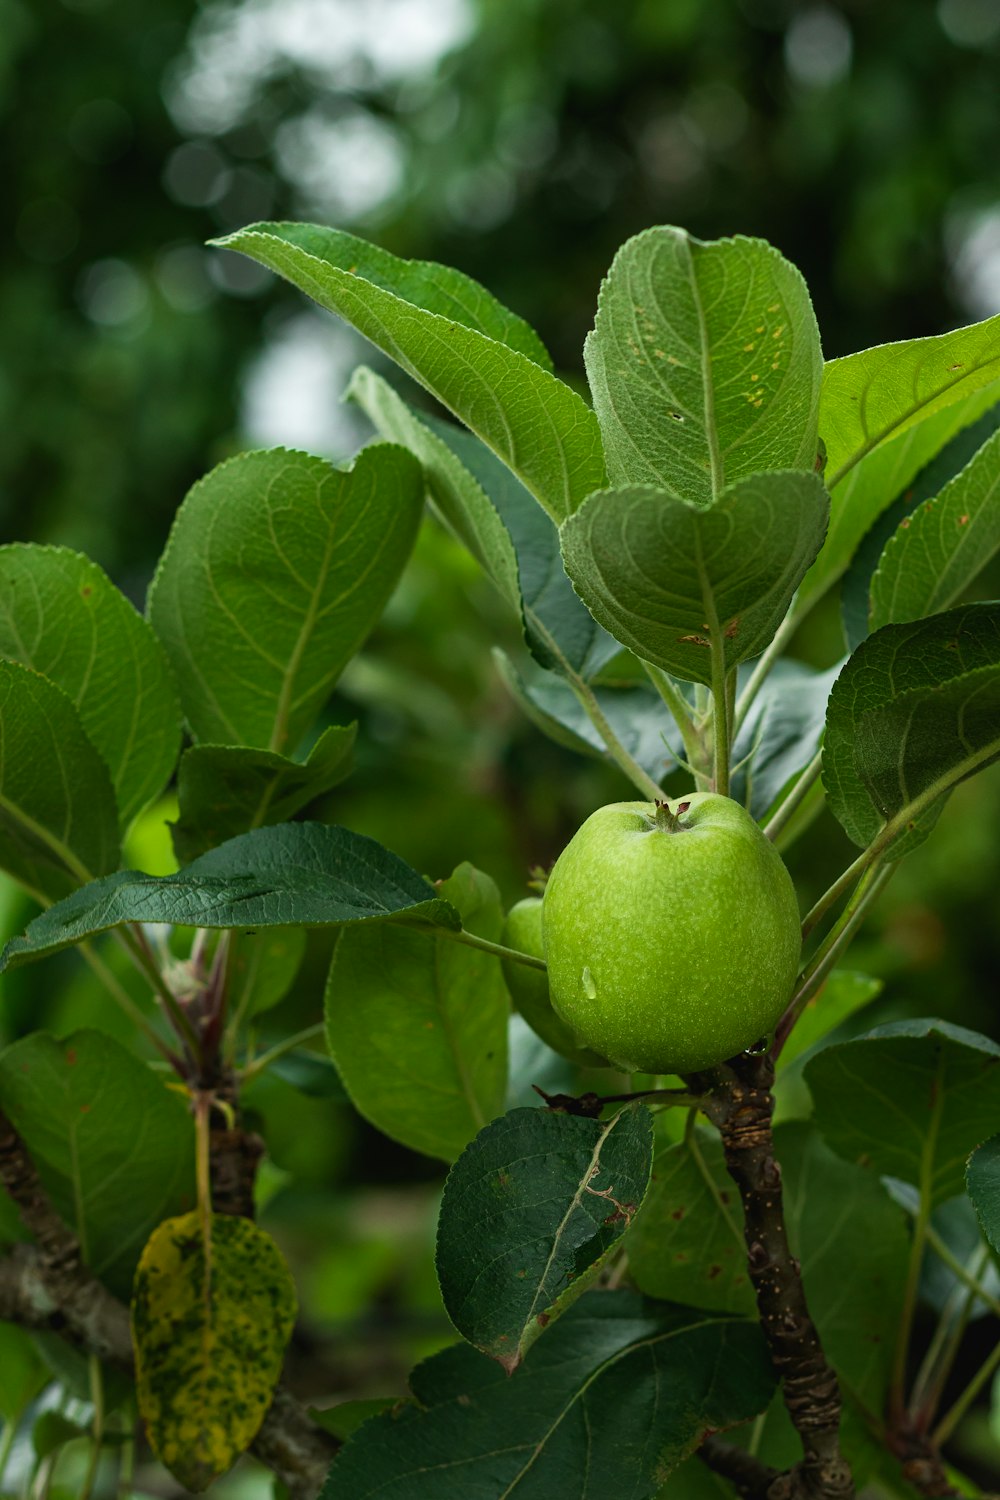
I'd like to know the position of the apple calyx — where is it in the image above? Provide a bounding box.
[652,798,692,835]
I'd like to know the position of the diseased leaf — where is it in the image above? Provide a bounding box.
[805,1020,1000,1207]
[325,863,508,1161]
[147,445,422,752]
[493,648,677,785]
[585,227,822,502]
[0,659,119,901]
[437,1105,653,1368]
[840,398,1000,649]
[559,472,829,683]
[170,723,356,864]
[0,1030,194,1296]
[0,545,182,828]
[320,1291,775,1500]
[216,223,607,522]
[627,1129,754,1315]
[868,425,1000,630]
[0,822,460,972]
[131,1211,296,1491]
[347,368,618,677]
[824,604,1000,857]
[967,1134,1000,1255]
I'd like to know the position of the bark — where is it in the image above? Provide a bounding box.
[693,1054,855,1500]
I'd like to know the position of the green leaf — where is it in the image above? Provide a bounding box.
[320,1291,775,1500]
[559,472,829,683]
[776,970,884,1072]
[0,822,460,972]
[730,660,839,822]
[229,926,306,1020]
[436,1105,653,1369]
[0,1030,194,1296]
[0,1326,47,1424]
[216,223,606,522]
[348,368,616,676]
[226,222,553,366]
[775,1122,909,1410]
[804,1019,1000,1207]
[311,1397,399,1441]
[967,1134,1000,1255]
[868,426,1000,630]
[584,227,822,503]
[170,724,356,864]
[824,603,1000,856]
[840,399,1000,650]
[627,1129,754,1315]
[325,863,508,1162]
[32,1410,90,1459]
[131,1211,297,1492]
[147,444,423,752]
[269,1048,346,1100]
[820,318,1000,493]
[914,1192,1000,1321]
[803,387,1000,621]
[0,660,120,900]
[0,545,182,829]
[493,648,677,784]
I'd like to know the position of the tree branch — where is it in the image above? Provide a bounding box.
[692,1055,855,1500]
[700,1434,781,1497]
[886,1426,964,1499]
[0,1109,338,1499]
[203,1066,265,1220]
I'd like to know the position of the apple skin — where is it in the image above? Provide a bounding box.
[542,794,800,1074]
[502,898,611,1067]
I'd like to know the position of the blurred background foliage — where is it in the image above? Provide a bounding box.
[2,0,1000,1492]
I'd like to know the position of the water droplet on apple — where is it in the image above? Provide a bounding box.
[582,966,597,1000]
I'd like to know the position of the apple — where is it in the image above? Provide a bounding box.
[502,898,611,1067]
[542,794,800,1074]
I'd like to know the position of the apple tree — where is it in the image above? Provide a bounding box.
[0,220,999,1499]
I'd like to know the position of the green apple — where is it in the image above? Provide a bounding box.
[542,794,800,1074]
[501,898,610,1067]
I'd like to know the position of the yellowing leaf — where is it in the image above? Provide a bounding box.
[131,1211,297,1492]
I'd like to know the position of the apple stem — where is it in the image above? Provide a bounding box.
[653,799,691,834]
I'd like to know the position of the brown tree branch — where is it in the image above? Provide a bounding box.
[0,1108,132,1362]
[700,1434,781,1497]
[0,1108,338,1498]
[887,1424,965,1499]
[691,1054,855,1500]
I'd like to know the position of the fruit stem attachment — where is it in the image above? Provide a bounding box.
[653,799,692,834]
